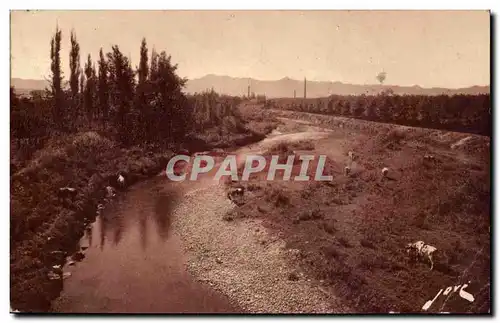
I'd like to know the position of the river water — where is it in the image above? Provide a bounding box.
[53,178,241,313]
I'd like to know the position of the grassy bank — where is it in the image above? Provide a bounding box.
[10,132,176,312]
[223,118,490,313]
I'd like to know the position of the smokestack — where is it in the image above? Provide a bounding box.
[247,85,250,98]
[294,90,296,98]
[303,77,307,99]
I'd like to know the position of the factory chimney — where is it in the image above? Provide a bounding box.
[303,77,307,99]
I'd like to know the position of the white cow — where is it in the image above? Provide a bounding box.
[96,203,104,215]
[406,240,438,270]
[105,186,115,199]
[382,167,389,177]
[117,173,125,188]
[344,166,351,176]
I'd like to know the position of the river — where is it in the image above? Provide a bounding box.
[53,121,331,313]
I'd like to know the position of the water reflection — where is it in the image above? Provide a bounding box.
[153,190,177,241]
[86,226,93,247]
[91,183,180,252]
[113,221,124,246]
[139,210,148,251]
[99,214,106,250]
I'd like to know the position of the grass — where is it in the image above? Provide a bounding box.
[188,107,278,150]
[267,140,315,155]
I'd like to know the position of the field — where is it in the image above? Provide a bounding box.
[266,94,491,136]
[225,106,490,313]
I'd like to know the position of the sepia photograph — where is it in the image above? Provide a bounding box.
[9,9,491,314]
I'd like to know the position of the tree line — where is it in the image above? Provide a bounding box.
[11,26,243,151]
[267,93,491,136]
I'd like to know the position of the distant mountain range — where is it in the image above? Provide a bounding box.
[11,78,49,96]
[11,75,490,98]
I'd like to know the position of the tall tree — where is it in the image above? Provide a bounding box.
[149,48,158,83]
[79,68,85,124]
[69,30,80,99]
[91,63,98,120]
[84,54,95,127]
[49,25,64,130]
[154,51,189,141]
[138,38,149,85]
[148,48,160,141]
[107,45,135,145]
[134,38,149,142]
[97,48,109,124]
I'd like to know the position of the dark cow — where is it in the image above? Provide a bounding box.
[58,187,77,202]
[227,187,245,203]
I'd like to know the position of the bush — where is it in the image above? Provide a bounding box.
[337,236,353,248]
[360,238,376,249]
[322,220,337,234]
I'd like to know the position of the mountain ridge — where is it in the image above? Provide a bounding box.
[11,76,490,98]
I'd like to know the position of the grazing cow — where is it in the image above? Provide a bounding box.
[227,187,245,202]
[423,155,439,165]
[105,186,116,199]
[348,151,355,161]
[344,166,351,176]
[193,151,210,157]
[52,265,62,272]
[382,167,389,177]
[406,240,438,270]
[58,187,77,200]
[96,203,104,216]
[117,173,125,188]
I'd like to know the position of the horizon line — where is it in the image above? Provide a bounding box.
[10,74,490,91]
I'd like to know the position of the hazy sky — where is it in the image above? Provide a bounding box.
[11,10,490,88]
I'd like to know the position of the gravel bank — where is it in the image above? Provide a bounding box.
[171,181,348,313]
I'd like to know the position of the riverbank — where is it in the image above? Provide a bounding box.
[10,132,176,312]
[171,121,349,313]
[172,170,345,313]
